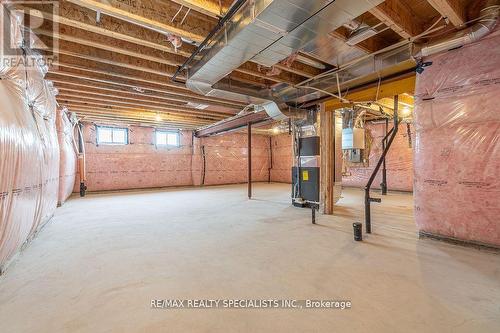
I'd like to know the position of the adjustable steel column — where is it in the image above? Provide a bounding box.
[248,122,252,199]
[381,117,389,195]
[364,96,399,234]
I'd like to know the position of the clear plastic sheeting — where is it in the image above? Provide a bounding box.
[0,11,60,271]
[413,28,500,247]
[56,108,77,205]
[342,123,414,192]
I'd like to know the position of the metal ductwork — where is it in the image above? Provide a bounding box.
[277,0,500,106]
[188,0,498,136]
[186,0,384,129]
[281,44,416,104]
[414,0,499,57]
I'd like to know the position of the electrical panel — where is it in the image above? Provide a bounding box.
[342,128,365,150]
[347,149,362,163]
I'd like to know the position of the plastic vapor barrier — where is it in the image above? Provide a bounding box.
[56,108,77,205]
[413,28,500,247]
[0,13,60,271]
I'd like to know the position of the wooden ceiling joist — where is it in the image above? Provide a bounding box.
[65,101,217,120]
[56,87,230,117]
[52,46,182,80]
[56,90,227,119]
[70,111,213,127]
[56,94,224,120]
[68,108,214,126]
[370,0,423,39]
[52,56,186,87]
[36,26,185,67]
[74,112,203,129]
[20,1,194,56]
[26,1,318,82]
[168,0,227,19]
[65,0,214,43]
[42,34,303,88]
[426,0,466,27]
[50,79,238,113]
[46,70,243,109]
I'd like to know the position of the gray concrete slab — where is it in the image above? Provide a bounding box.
[0,183,499,332]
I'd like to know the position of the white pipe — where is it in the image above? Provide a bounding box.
[414,0,499,57]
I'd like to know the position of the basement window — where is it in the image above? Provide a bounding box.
[96,126,128,145]
[156,130,180,147]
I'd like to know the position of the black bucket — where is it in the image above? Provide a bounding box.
[353,222,362,241]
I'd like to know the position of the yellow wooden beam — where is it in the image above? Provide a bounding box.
[324,75,416,112]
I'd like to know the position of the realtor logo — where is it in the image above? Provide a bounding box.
[1,1,59,69]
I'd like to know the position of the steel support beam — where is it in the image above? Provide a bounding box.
[195,112,269,137]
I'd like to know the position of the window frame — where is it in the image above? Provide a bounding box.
[96,125,129,146]
[155,129,180,148]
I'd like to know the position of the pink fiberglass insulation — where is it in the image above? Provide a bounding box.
[56,109,77,205]
[0,20,60,271]
[197,132,270,186]
[270,134,293,183]
[80,126,272,191]
[413,28,500,247]
[342,122,414,192]
[81,124,193,191]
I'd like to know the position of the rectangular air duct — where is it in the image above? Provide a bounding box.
[186,0,383,113]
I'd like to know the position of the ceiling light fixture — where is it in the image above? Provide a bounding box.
[401,107,411,117]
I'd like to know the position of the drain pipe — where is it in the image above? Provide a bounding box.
[414,0,499,58]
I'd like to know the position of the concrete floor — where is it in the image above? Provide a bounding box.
[0,183,499,333]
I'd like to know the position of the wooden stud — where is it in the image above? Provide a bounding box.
[320,103,335,215]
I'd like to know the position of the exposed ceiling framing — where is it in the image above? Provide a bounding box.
[427,0,466,26]
[14,0,476,128]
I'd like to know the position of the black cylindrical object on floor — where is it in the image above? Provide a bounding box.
[353,222,362,241]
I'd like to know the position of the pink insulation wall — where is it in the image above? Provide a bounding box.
[270,134,293,183]
[0,20,60,271]
[194,133,271,186]
[80,124,193,191]
[80,125,272,191]
[56,109,77,205]
[413,29,500,247]
[343,123,414,192]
